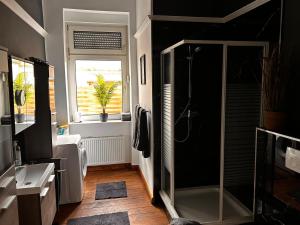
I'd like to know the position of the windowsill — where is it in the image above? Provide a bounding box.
[69,120,131,125]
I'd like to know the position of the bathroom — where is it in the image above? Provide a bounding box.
[1,0,300,225]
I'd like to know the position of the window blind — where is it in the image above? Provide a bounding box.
[73,31,122,50]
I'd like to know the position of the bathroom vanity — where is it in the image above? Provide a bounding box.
[0,166,19,225]
[15,163,56,225]
[0,47,19,225]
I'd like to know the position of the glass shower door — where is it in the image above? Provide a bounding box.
[160,41,267,225]
[173,43,224,224]
[222,44,266,223]
[161,50,176,213]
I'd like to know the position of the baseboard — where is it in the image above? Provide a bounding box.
[135,165,154,199]
[131,165,139,170]
[87,163,132,172]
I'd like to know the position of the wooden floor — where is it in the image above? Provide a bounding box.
[54,167,169,225]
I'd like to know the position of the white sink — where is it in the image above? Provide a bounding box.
[15,163,55,195]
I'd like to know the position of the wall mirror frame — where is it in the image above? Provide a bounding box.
[9,56,36,135]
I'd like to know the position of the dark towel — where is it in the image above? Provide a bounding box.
[137,109,150,158]
[132,105,142,148]
[132,105,150,158]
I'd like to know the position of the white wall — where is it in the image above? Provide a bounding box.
[135,0,155,196]
[136,0,152,28]
[64,9,129,24]
[43,0,139,165]
[136,22,154,196]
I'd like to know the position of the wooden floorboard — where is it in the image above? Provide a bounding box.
[54,168,169,225]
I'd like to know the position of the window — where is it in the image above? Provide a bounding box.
[67,25,129,121]
[75,60,122,114]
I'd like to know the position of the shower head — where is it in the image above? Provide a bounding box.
[194,47,202,53]
[187,46,202,60]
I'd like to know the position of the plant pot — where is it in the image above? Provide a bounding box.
[15,113,25,123]
[100,113,108,122]
[263,111,287,132]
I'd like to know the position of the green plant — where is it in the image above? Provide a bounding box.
[13,72,33,114]
[93,74,120,114]
[263,46,288,112]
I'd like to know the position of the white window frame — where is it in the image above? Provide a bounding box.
[66,24,130,122]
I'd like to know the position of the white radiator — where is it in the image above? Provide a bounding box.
[82,136,126,166]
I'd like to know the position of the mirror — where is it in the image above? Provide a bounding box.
[11,57,35,134]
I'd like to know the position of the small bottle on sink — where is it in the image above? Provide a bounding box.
[14,141,22,166]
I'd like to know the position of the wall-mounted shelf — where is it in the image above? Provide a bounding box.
[0,0,47,37]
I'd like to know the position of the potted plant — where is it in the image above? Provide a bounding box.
[13,72,33,123]
[93,74,119,122]
[262,46,288,131]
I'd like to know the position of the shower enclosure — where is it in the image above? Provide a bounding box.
[160,40,268,225]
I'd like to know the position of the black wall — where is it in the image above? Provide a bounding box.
[152,0,255,17]
[153,0,223,17]
[222,0,255,16]
[281,1,300,135]
[0,0,45,59]
[151,0,281,201]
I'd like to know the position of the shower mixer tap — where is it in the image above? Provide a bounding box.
[174,45,202,143]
